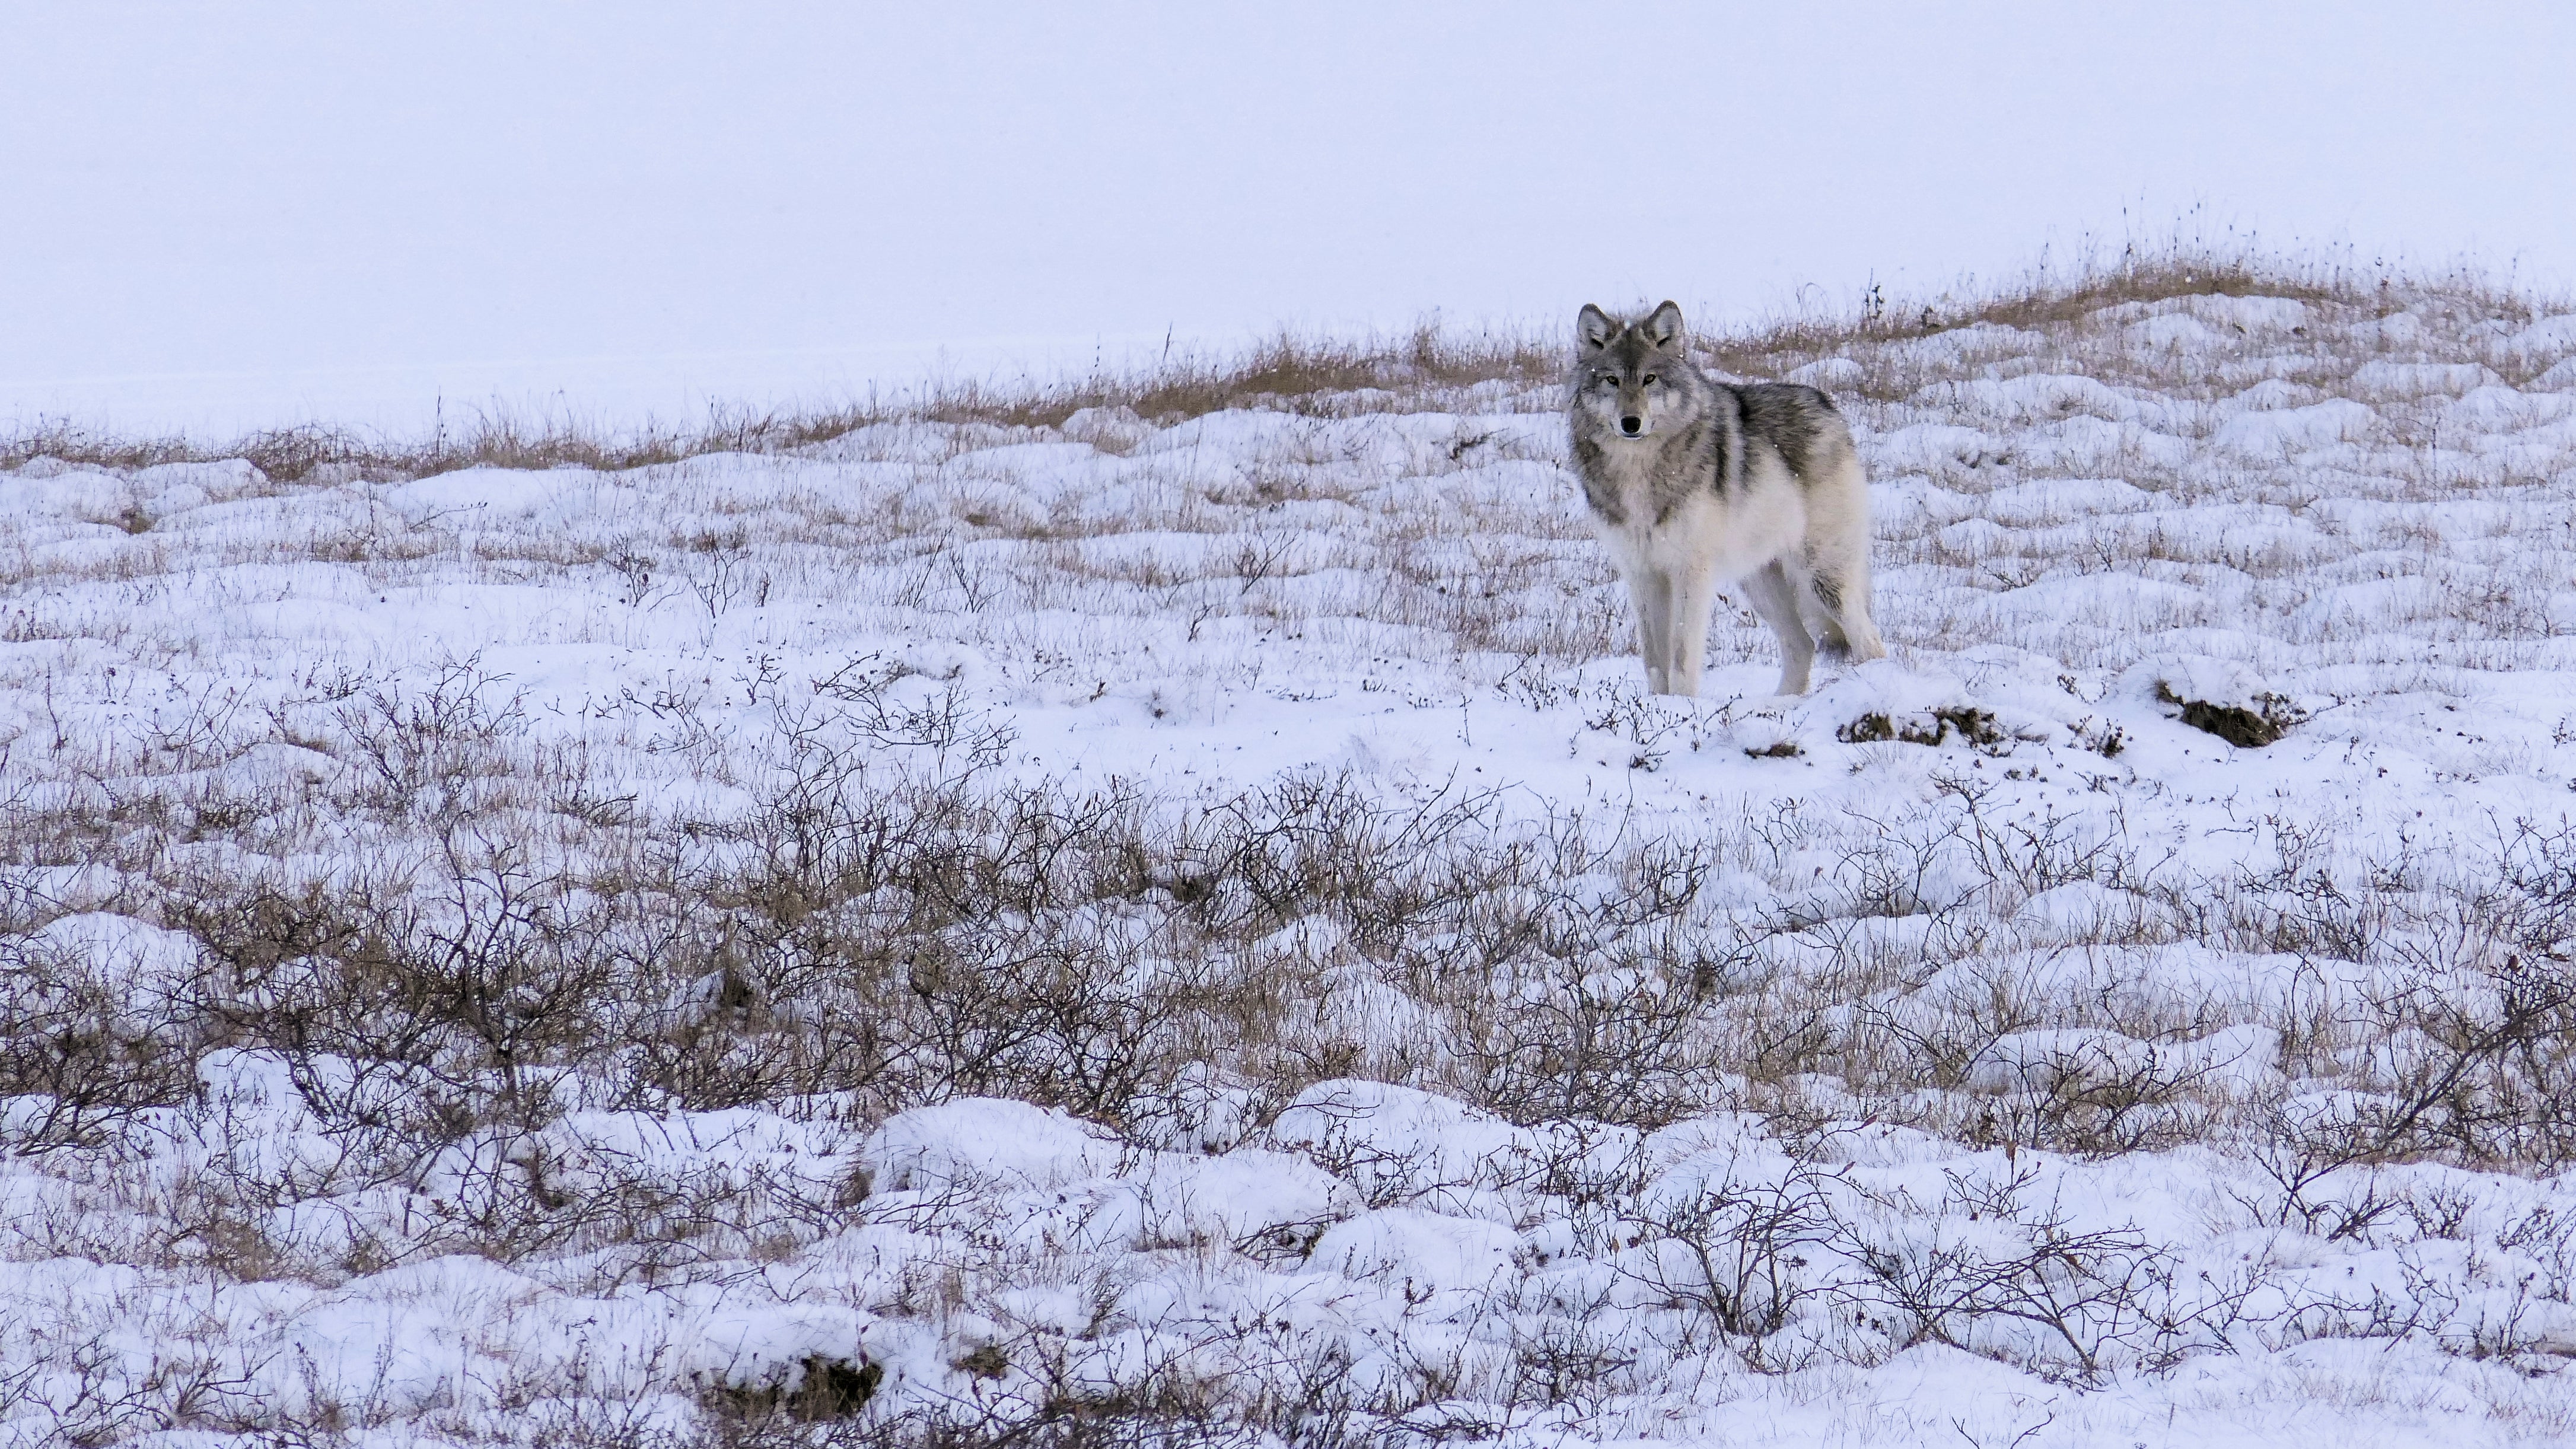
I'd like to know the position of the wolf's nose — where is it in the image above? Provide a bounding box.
[1620,416,1642,435]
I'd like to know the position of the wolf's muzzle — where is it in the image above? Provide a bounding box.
[1619,415,1643,436]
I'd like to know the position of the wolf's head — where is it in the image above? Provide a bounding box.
[1570,301,1710,442]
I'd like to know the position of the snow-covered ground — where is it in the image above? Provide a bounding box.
[4,279,2576,1445]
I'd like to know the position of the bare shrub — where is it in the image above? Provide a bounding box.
[1624,1148,1841,1354]
[2244,953,2576,1232]
[1967,1033,2227,1159]
[172,836,622,1172]
[1843,1168,2186,1384]
[0,935,203,1155]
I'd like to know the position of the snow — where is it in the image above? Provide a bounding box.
[859,1100,1127,1196]
[4,285,2576,1445]
[2211,399,2376,456]
[2507,315,2576,361]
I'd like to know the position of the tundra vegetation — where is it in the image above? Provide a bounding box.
[3,248,2575,1447]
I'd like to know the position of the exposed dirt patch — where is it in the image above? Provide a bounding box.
[1837,705,2007,752]
[2156,683,2301,747]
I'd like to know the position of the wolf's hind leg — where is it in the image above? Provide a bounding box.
[1806,558,1886,663]
[1801,451,1887,664]
[1744,561,1817,696]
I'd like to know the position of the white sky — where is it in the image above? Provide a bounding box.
[5,1,2572,436]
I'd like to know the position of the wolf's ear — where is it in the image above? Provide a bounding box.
[1642,300,1685,346]
[1577,304,1617,351]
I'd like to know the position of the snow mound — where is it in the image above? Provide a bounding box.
[2131,655,2306,747]
[859,1098,1127,1195]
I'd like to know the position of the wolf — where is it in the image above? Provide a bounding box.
[1566,300,1886,696]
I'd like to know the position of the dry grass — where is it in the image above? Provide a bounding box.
[8,243,2551,483]
[1734,243,2527,344]
[1,327,1562,485]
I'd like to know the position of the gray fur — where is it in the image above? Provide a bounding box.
[1567,301,1888,696]
[1738,383,1828,479]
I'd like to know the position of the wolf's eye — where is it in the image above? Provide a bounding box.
[1642,372,1659,385]
[1597,374,1618,387]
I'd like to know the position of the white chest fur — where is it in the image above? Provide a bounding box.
[1585,445,1806,585]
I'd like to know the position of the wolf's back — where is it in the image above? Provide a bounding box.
[1732,383,1852,483]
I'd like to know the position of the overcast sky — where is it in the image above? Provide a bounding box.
[6,1,2571,435]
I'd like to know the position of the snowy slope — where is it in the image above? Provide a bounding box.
[3,284,2576,1445]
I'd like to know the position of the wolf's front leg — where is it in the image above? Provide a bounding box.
[1668,559,1724,698]
[1628,567,1674,694]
